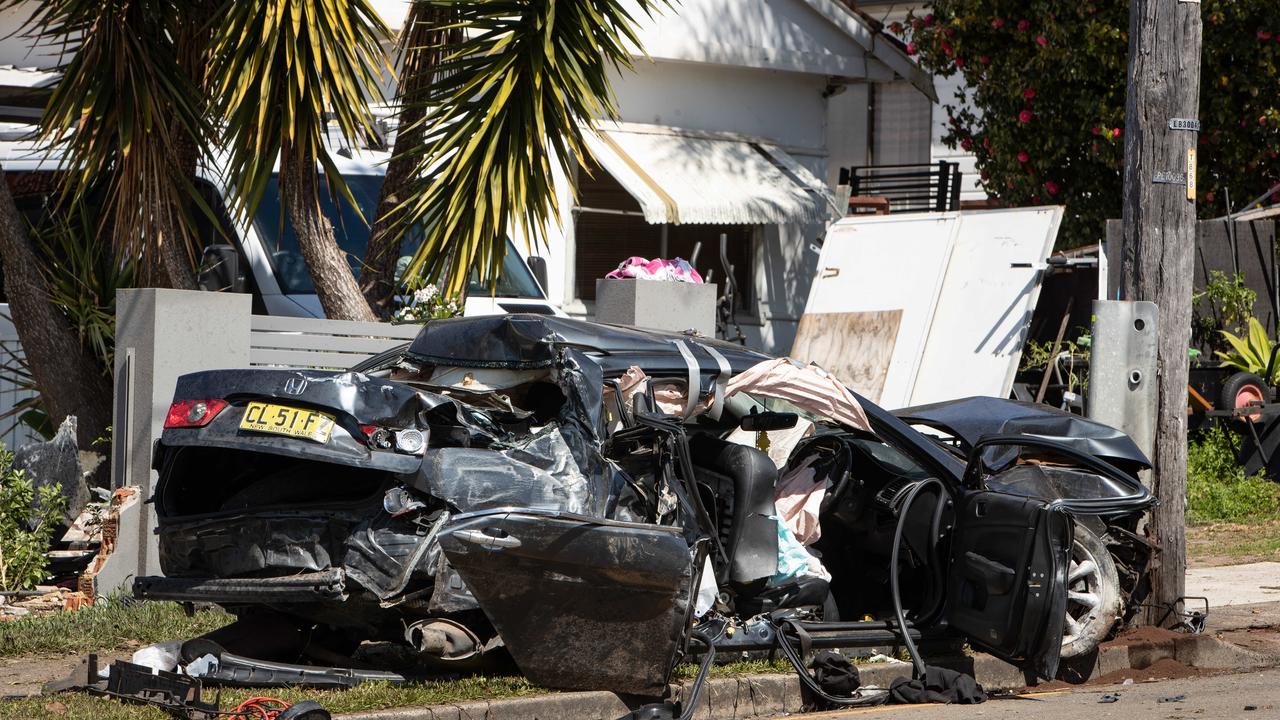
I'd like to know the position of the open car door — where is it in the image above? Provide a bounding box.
[946,437,1074,680]
[437,509,700,696]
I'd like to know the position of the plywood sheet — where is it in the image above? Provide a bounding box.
[801,215,956,407]
[791,310,903,404]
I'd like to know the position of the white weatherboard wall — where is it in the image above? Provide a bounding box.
[799,207,1062,409]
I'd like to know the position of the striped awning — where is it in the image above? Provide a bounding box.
[583,123,839,226]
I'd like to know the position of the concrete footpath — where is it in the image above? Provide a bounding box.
[1186,562,1280,606]
[339,600,1280,720]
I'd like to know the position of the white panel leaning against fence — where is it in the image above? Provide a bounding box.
[0,303,40,450]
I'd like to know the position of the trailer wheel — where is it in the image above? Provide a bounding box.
[1219,372,1270,419]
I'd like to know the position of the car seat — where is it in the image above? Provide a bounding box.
[687,434,780,591]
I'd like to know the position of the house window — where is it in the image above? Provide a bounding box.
[573,161,755,312]
[872,81,932,166]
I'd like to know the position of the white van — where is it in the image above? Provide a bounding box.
[0,123,563,318]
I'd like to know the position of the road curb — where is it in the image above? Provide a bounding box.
[336,633,1278,720]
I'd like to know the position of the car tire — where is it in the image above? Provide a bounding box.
[1060,525,1122,659]
[1218,371,1270,417]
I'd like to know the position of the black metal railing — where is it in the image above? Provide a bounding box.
[839,161,963,214]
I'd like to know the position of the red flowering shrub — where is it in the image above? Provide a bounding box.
[906,1,1280,248]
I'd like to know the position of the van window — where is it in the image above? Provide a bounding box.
[254,173,544,299]
[254,174,383,294]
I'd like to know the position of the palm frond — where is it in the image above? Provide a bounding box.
[10,0,214,285]
[392,0,667,297]
[210,0,391,223]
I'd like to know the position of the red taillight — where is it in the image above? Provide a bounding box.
[361,425,394,449]
[164,399,229,429]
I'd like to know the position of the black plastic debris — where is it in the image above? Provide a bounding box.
[1157,694,1187,703]
[44,654,219,720]
[45,653,335,719]
[1099,693,1121,703]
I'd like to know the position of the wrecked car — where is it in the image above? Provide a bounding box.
[135,315,1154,696]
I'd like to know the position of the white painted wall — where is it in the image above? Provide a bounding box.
[825,84,871,186]
[609,61,829,152]
[0,2,62,70]
[620,0,871,78]
[863,0,988,202]
[929,71,987,202]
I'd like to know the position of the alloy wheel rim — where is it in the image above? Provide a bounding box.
[1062,538,1103,646]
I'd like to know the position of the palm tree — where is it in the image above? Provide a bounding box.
[0,169,112,450]
[360,3,457,317]
[211,0,390,322]
[385,0,666,299]
[0,0,208,448]
[15,0,211,290]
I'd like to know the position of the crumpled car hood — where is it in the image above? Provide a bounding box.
[896,396,1152,472]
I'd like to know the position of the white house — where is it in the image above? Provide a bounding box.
[530,0,936,354]
[0,0,940,359]
[852,0,989,205]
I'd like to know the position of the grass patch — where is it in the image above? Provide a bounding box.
[0,659,803,720]
[0,599,232,657]
[1,677,544,720]
[1187,519,1280,566]
[1186,426,1280,525]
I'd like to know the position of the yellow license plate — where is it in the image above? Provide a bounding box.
[239,402,336,443]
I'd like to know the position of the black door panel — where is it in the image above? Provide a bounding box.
[438,511,698,696]
[946,490,1071,679]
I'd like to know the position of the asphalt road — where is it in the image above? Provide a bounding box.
[773,667,1280,720]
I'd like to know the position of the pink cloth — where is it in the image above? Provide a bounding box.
[774,456,826,545]
[726,358,871,432]
[605,257,704,283]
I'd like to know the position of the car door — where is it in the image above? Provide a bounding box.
[946,436,1074,680]
[437,509,701,697]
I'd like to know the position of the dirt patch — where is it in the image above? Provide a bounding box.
[1032,658,1208,691]
[1104,625,1185,646]
[0,651,129,698]
[1093,657,1204,683]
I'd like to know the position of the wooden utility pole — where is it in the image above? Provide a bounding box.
[1119,0,1202,625]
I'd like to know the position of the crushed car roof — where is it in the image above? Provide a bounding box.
[406,314,769,374]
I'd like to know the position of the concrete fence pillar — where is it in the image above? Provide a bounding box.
[108,289,251,586]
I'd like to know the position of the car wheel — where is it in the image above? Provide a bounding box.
[1060,525,1122,658]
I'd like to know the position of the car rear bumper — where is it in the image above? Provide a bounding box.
[133,569,346,604]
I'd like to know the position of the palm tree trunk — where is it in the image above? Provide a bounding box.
[0,167,112,450]
[279,143,377,321]
[362,5,457,317]
[159,3,213,293]
[157,213,198,290]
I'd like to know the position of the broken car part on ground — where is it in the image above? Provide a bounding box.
[130,314,1156,700]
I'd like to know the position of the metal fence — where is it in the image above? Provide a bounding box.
[839,161,963,214]
[0,304,40,451]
